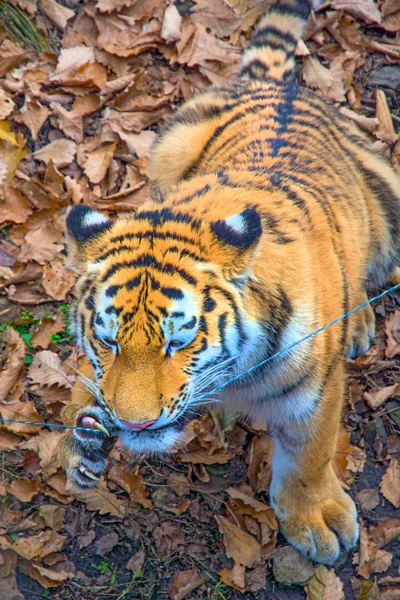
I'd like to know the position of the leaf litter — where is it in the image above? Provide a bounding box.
[0,0,399,598]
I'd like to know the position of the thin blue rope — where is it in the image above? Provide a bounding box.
[0,418,99,433]
[0,282,399,431]
[196,282,400,402]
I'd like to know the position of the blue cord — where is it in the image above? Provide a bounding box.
[196,282,400,402]
[1,282,399,431]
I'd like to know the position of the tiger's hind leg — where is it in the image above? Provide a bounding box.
[346,291,375,359]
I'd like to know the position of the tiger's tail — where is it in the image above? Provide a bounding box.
[240,0,317,83]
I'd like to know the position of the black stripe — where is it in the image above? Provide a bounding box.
[101,255,197,286]
[161,287,184,300]
[253,26,298,47]
[137,208,201,231]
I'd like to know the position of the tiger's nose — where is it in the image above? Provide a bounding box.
[120,419,157,430]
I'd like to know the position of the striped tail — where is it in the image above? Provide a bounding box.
[240,0,315,82]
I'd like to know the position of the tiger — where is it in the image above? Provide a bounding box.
[58,0,400,565]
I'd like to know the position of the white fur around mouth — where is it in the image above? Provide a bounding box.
[119,427,184,454]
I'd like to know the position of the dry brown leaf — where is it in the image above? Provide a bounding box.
[384,312,400,358]
[364,384,399,410]
[356,488,380,512]
[93,531,119,555]
[0,89,15,120]
[108,465,153,509]
[39,0,75,30]
[20,430,61,478]
[247,432,273,493]
[370,549,393,574]
[152,521,186,557]
[7,478,39,502]
[219,564,246,592]
[0,40,30,78]
[12,530,66,560]
[329,0,382,24]
[375,90,398,145]
[51,103,83,143]
[19,559,72,588]
[177,23,240,66]
[14,95,50,140]
[28,351,75,388]
[215,515,261,568]
[38,505,65,531]
[161,4,182,43]
[66,479,126,517]
[370,519,400,549]
[0,327,25,403]
[42,258,76,301]
[305,564,345,599]
[227,486,277,528]
[30,313,66,349]
[380,460,400,508]
[302,56,332,96]
[339,107,379,134]
[126,549,145,573]
[358,524,377,579]
[33,138,77,168]
[0,186,32,225]
[83,143,116,184]
[171,569,204,600]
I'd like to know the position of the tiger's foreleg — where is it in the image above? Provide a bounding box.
[269,359,359,565]
[58,362,116,487]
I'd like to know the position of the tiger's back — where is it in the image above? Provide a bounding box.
[60,0,400,566]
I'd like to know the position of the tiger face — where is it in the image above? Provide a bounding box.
[66,198,263,453]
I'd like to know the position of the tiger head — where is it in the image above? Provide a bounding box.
[66,188,263,453]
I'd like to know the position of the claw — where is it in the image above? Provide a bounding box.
[78,465,100,481]
[92,421,110,437]
[81,416,110,437]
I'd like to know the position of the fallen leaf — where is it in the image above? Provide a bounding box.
[20,430,61,479]
[380,460,400,508]
[42,258,76,301]
[66,479,126,517]
[12,530,66,560]
[305,564,344,599]
[0,186,32,225]
[93,531,119,555]
[375,90,398,145]
[126,549,145,573]
[371,549,393,574]
[364,384,399,410]
[7,478,39,502]
[152,521,186,557]
[171,569,204,600]
[19,559,72,588]
[329,0,382,24]
[219,564,246,592]
[33,138,77,168]
[227,486,277,528]
[108,465,153,509]
[215,515,261,568]
[38,505,65,531]
[356,488,380,512]
[357,580,381,600]
[14,95,50,140]
[28,351,75,388]
[161,4,182,43]
[82,143,116,184]
[0,327,25,403]
[0,40,30,78]
[51,103,83,143]
[30,313,66,349]
[39,0,75,30]
[246,564,267,592]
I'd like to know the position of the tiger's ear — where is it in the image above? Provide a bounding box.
[66,205,113,267]
[209,207,262,274]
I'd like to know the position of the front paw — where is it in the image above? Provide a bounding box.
[58,407,116,488]
[273,474,359,565]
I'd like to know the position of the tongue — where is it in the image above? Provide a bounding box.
[120,419,156,430]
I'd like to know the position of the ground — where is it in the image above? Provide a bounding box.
[0,0,400,599]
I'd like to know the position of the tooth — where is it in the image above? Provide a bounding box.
[92,421,110,437]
